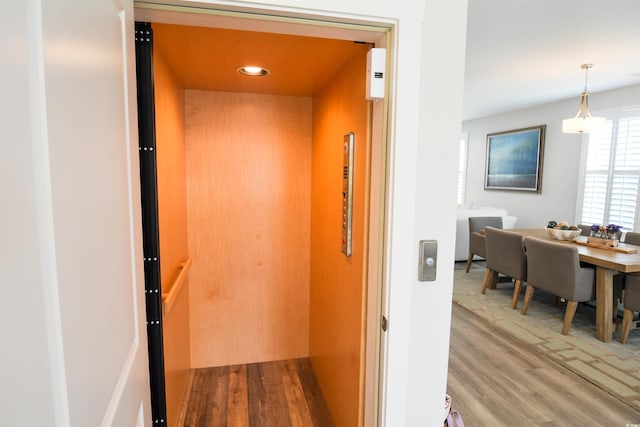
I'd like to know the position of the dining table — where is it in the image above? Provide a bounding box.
[512,228,640,342]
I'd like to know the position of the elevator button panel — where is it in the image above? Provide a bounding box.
[342,133,354,256]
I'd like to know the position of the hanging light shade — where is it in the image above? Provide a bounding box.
[562,63,606,134]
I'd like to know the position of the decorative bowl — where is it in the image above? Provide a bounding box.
[546,228,581,241]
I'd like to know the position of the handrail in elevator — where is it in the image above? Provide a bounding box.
[162,257,192,315]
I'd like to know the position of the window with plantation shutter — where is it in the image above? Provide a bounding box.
[578,110,640,232]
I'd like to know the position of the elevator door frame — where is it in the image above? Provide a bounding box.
[134,3,393,426]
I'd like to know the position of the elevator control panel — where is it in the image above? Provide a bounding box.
[418,240,437,281]
[342,133,355,256]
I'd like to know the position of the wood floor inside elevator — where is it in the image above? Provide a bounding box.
[182,357,335,427]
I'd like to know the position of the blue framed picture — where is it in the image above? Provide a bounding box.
[484,125,545,193]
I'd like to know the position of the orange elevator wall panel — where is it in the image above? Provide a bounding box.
[310,45,370,427]
[185,90,312,368]
[153,45,191,427]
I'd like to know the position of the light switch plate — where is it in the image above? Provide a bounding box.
[418,240,437,281]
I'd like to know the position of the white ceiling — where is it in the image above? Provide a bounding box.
[463,0,640,121]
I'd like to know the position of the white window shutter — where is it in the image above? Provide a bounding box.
[580,121,613,225]
[579,112,640,232]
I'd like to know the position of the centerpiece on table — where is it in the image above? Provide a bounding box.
[545,220,581,241]
[588,223,622,247]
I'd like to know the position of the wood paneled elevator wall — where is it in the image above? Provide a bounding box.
[153,45,191,427]
[184,90,312,367]
[310,46,370,427]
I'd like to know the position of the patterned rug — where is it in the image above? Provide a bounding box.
[454,261,640,410]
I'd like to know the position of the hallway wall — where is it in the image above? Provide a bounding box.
[310,46,370,427]
[185,90,312,368]
[154,46,192,427]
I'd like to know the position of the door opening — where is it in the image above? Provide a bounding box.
[134,4,392,426]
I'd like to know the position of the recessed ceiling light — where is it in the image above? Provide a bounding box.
[237,66,270,76]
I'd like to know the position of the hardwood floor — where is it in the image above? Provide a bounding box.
[183,358,334,427]
[448,302,640,425]
[182,304,640,426]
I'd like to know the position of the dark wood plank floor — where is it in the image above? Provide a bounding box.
[183,358,335,427]
[448,302,640,425]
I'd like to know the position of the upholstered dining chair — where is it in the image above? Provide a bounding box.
[465,216,503,273]
[577,224,592,236]
[612,231,640,293]
[522,236,596,335]
[612,231,640,322]
[620,275,640,343]
[623,231,640,246]
[481,227,527,309]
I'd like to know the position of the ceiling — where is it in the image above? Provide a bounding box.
[464,0,640,121]
[150,0,640,121]
[153,23,370,97]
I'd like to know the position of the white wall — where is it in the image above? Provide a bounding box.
[462,84,640,229]
[2,0,152,425]
[408,0,468,424]
[1,2,58,424]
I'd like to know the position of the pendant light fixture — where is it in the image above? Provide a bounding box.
[562,63,606,134]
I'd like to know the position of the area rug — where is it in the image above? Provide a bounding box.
[454,262,640,410]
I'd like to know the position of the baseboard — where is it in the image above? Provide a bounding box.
[177,369,195,427]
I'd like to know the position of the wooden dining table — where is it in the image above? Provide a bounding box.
[513,228,640,342]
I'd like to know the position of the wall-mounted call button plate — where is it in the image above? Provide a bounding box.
[418,239,437,281]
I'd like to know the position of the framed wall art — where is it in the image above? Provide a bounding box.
[484,125,545,193]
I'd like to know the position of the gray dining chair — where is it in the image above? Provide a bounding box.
[623,231,640,246]
[612,231,640,322]
[620,275,640,343]
[521,236,596,335]
[481,226,527,309]
[577,224,592,236]
[612,231,640,296]
[466,216,503,273]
